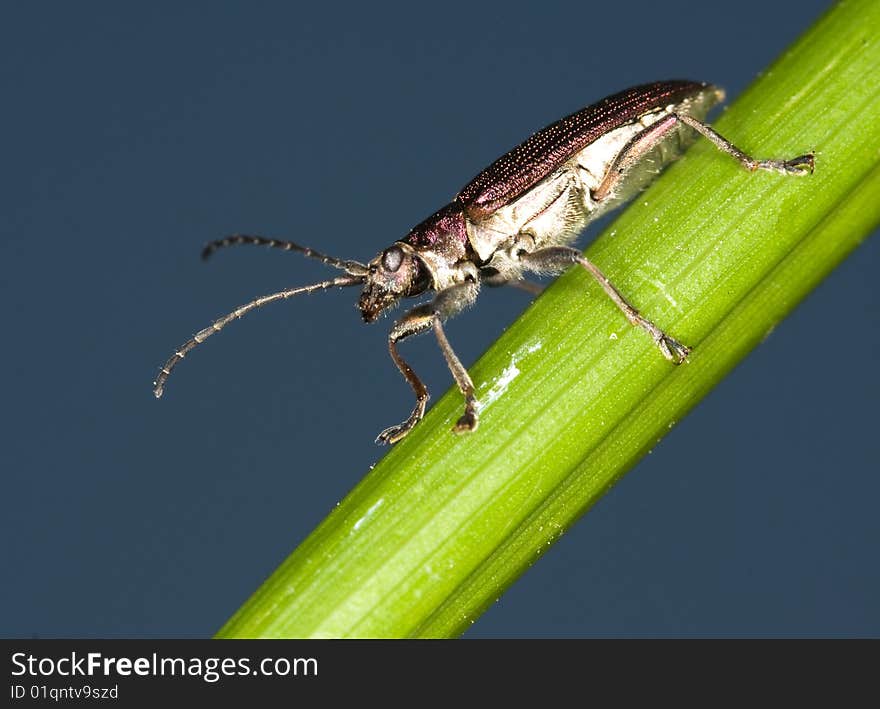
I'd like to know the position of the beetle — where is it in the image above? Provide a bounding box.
[153,80,814,444]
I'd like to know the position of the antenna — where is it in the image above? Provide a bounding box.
[153,274,365,398]
[201,234,368,276]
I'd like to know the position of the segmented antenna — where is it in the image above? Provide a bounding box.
[202,234,368,276]
[153,274,365,398]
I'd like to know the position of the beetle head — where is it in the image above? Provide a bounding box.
[359,243,431,322]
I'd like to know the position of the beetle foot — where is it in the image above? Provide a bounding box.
[784,153,815,175]
[453,411,479,435]
[376,399,428,445]
[753,152,815,176]
[657,334,691,364]
[375,422,412,445]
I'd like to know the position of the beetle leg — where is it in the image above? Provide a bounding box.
[376,313,433,445]
[675,113,815,175]
[517,246,690,363]
[504,279,544,296]
[592,113,814,202]
[376,280,480,445]
[482,271,544,296]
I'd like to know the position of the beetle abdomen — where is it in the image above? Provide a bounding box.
[457,80,720,220]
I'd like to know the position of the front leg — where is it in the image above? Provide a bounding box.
[376,280,480,445]
[375,311,434,445]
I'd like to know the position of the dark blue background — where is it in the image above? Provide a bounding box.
[3,1,877,638]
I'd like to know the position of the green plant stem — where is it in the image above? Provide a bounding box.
[218,0,880,638]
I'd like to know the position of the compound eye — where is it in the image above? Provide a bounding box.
[382,246,404,273]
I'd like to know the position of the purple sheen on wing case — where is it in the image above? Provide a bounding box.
[457,80,714,219]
